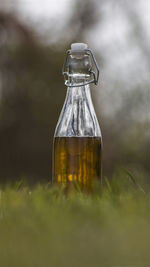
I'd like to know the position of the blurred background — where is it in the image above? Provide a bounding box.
[0,0,150,184]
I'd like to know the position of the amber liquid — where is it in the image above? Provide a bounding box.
[53,137,102,191]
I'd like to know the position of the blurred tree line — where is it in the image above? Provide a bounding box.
[0,11,65,183]
[0,0,150,184]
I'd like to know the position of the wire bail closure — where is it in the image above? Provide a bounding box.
[62,49,99,87]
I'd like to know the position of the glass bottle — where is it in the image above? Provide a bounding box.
[52,43,102,192]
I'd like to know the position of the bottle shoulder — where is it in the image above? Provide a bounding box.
[54,85,102,137]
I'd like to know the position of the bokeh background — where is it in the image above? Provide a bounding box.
[0,0,150,184]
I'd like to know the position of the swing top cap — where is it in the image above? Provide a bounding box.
[71,43,88,52]
[63,43,100,86]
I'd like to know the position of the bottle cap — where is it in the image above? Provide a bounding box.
[63,43,99,86]
[71,43,88,52]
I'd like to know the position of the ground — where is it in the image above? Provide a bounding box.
[0,173,150,267]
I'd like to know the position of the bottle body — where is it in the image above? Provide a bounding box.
[53,136,102,191]
[52,84,102,191]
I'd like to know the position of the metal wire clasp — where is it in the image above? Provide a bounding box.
[62,49,99,87]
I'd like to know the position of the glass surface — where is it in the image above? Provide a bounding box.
[53,46,102,190]
[54,84,101,137]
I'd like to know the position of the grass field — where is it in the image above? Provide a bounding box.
[0,171,150,267]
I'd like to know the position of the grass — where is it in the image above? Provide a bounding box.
[0,171,150,267]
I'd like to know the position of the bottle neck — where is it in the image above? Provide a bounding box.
[68,76,90,87]
[64,52,92,87]
[66,84,91,103]
[63,46,99,87]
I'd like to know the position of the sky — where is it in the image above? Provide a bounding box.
[1,0,150,50]
[17,0,70,20]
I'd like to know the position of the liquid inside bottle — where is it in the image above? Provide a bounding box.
[52,43,102,191]
[53,137,102,191]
